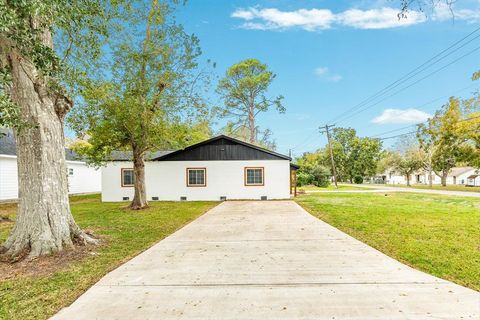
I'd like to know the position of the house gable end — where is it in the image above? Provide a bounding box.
[153,136,290,161]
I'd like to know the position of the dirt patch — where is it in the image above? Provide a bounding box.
[0,236,107,281]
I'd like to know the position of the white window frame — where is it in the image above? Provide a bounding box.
[121,168,135,187]
[186,168,207,187]
[245,167,264,186]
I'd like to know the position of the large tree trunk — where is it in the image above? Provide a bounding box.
[406,174,411,186]
[130,146,148,210]
[0,31,97,259]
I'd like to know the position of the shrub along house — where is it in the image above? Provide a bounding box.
[101,135,298,201]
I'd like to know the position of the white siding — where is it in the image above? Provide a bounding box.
[101,160,291,202]
[0,156,18,200]
[0,155,101,200]
[66,161,102,194]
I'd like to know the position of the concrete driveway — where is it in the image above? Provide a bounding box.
[53,201,479,319]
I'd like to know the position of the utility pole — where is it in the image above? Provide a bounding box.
[319,124,338,189]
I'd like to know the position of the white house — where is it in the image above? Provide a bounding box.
[0,132,101,201]
[101,135,298,202]
[376,167,480,186]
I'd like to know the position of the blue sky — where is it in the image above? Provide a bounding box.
[174,0,480,157]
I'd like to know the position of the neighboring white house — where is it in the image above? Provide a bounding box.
[0,132,101,201]
[101,135,298,202]
[375,167,480,186]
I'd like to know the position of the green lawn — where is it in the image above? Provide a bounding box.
[296,192,480,291]
[0,194,218,320]
[298,184,365,191]
[367,183,480,193]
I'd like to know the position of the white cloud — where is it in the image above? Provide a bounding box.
[432,3,480,23]
[231,4,480,31]
[314,67,342,82]
[372,108,431,124]
[338,8,426,29]
[232,8,335,31]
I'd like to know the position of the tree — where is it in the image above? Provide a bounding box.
[390,148,424,186]
[0,0,113,258]
[220,123,277,150]
[455,95,480,168]
[330,128,383,182]
[418,97,466,186]
[416,128,437,188]
[69,0,210,210]
[296,150,331,187]
[215,59,285,144]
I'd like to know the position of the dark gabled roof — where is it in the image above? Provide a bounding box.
[106,150,174,161]
[0,130,83,161]
[153,135,291,161]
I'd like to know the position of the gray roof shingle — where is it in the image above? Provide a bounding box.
[1,129,84,161]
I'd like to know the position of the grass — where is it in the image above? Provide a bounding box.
[298,184,366,191]
[0,194,218,320]
[367,183,480,193]
[296,192,480,291]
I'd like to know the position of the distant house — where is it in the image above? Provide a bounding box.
[0,131,101,201]
[101,135,298,202]
[376,166,480,186]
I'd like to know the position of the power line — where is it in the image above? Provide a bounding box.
[336,45,480,125]
[370,83,479,138]
[333,33,480,124]
[290,131,320,151]
[378,131,417,141]
[375,115,480,141]
[329,26,480,124]
[371,124,417,138]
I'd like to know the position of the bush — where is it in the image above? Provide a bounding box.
[311,165,331,187]
[296,172,313,187]
[353,175,364,184]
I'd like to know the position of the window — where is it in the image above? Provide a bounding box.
[122,168,135,187]
[187,168,206,187]
[245,167,264,186]
[68,168,74,176]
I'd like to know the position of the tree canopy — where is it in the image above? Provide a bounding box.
[330,128,383,182]
[68,0,212,209]
[215,59,285,145]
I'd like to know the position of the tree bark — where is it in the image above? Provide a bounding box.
[441,170,448,187]
[130,146,148,210]
[0,32,97,259]
[406,173,411,186]
[248,104,255,144]
[428,169,433,188]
